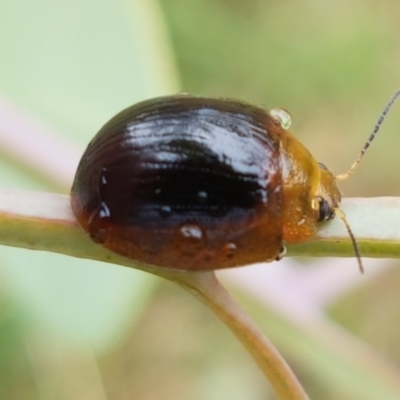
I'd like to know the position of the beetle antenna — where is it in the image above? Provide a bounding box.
[336,90,400,181]
[334,208,363,273]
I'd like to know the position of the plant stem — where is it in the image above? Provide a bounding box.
[172,271,309,399]
[1,189,400,260]
[2,189,400,398]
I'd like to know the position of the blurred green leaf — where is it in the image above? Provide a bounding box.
[0,0,179,352]
[0,0,179,142]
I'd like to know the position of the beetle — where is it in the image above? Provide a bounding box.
[70,92,400,271]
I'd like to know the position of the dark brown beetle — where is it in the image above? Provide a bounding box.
[71,92,400,271]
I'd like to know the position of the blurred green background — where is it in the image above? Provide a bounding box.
[0,1,400,399]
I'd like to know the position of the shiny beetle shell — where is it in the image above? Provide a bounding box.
[71,95,341,270]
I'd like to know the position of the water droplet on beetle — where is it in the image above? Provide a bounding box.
[222,242,237,258]
[270,108,292,130]
[180,225,203,240]
[173,224,206,255]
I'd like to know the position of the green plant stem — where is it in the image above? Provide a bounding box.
[2,189,400,260]
[2,189,400,399]
[287,196,400,258]
[0,188,310,399]
[173,271,309,399]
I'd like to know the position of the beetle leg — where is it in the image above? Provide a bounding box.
[275,244,286,261]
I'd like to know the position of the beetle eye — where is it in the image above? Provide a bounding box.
[317,197,333,221]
